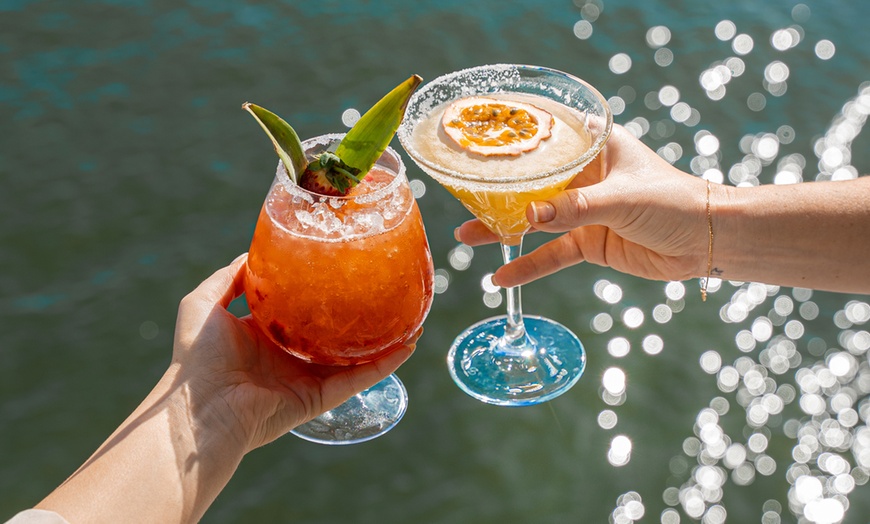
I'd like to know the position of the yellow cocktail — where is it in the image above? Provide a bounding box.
[399,64,611,405]
[407,92,592,245]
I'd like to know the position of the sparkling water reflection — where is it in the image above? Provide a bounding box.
[391,2,869,522]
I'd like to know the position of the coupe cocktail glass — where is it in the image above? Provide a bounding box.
[398,64,611,405]
[245,134,434,444]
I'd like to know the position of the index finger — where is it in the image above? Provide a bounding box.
[454,219,499,246]
[493,234,587,288]
[455,219,540,247]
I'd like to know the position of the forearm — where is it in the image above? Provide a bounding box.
[712,177,870,294]
[35,367,246,524]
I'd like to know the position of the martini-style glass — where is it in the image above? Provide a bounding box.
[398,64,612,405]
[245,134,434,444]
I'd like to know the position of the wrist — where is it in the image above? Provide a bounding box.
[158,366,248,471]
[706,181,736,282]
[36,367,249,524]
[709,182,783,285]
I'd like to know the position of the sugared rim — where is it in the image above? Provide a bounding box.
[398,64,613,184]
[275,133,406,203]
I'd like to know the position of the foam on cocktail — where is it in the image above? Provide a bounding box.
[407,92,593,242]
[410,93,592,185]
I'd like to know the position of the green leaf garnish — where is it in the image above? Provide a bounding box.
[241,102,307,184]
[243,74,421,195]
[335,74,423,177]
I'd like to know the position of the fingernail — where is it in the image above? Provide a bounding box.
[453,227,461,242]
[531,202,556,223]
[232,252,248,264]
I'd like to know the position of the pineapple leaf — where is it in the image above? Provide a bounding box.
[335,74,422,178]
[242,102,307,184]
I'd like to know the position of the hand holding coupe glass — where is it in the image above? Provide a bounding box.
[242,64,611,444]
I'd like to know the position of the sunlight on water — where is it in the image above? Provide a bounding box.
[585,3,867,518]
[582,1,867,518]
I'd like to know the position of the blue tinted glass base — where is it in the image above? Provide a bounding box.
[290,374,408,445]
[447,315,586,406]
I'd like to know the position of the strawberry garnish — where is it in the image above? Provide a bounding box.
[298,167,346,197]
[298,151,362,196]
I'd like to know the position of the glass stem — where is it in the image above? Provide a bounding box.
[500,240,527,347]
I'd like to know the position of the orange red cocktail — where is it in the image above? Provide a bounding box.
[245,134,434,366]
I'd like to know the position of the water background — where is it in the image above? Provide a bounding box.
[2,1,869,522]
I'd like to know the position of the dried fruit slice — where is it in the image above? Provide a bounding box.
[441,96,553,156]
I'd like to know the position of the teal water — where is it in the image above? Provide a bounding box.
[2,1,869,523]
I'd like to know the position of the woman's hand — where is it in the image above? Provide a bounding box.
[35,255,420,524]
[456,124,710,288]
[173,253,419,452]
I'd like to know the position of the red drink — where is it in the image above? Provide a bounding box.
[245,135,434,366]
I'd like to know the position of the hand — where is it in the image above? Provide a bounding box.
[172,253,419,452]
[33,255,419,523]
[456,124,711,287]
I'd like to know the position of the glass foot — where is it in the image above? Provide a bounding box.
[447,315,586,406]
[290,374,408,445]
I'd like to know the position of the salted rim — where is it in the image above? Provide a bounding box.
[398,64,613,185]
[266,133,413,242]
[274,133,406,205]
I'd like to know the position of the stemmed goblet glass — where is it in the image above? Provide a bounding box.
[244,134,434,443]
[398,64,612,405]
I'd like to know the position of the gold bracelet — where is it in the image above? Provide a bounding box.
[702,179,713,301]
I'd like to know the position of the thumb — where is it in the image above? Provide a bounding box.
[527,181,620,233]
[185,253,248,311]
